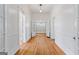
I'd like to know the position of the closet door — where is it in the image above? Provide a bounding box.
[5,5,19,55]
[75,5,79,55]
[0,5,5,53]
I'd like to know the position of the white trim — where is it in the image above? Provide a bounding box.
[55,41,75,55]
[7,46,20,55]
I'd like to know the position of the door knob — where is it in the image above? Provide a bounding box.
[73,37,76,40]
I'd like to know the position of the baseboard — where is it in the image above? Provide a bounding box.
[55,41,75,55]
[0,49,8,55]
[0,52,8,55]
[7,47,20,55]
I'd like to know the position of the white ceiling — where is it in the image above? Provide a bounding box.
[29,4,53,13]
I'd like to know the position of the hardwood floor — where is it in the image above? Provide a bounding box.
[16,33,64,55]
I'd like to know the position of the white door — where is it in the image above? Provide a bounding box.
[76,18,79,54]
[75,5,79,54]
[71,5,79,55]
[5,5,19,54]
[0,5,5,52]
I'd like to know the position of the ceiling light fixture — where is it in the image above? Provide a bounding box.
[39,4,42,13]
[40,9,42,13]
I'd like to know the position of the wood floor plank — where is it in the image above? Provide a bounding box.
[16,33,64,55]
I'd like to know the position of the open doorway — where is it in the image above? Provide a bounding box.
[19,11,26,46]
[32,22,46,36]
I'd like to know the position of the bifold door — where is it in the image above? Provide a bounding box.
[75,5,79,54]
[0,5,5,54]
[5,5,19,55]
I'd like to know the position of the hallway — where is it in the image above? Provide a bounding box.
[16,33,64,55]
[0,4,79,55]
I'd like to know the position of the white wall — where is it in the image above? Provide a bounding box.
[51,5,76,54]
[32,13,49,21]
[31,13,50,36]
